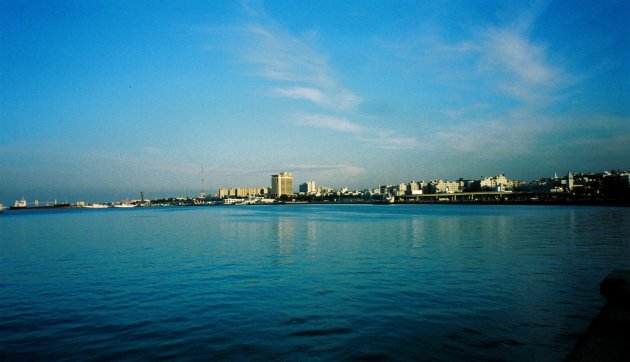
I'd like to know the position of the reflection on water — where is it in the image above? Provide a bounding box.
[0,205,629,361]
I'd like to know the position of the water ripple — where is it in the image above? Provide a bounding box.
[289,328,354,337]
[0,205,628,361]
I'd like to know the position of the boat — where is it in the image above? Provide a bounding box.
[370,193,395,204]
[113,203,136,208]
[84,203,110,209]
[222,198,245,205]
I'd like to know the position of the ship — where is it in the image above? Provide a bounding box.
[10,198,28,209]
[10,198,71,210]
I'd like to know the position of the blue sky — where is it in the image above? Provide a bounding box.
[1,0,629,203]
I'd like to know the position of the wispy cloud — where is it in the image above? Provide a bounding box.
[443,103,491,120]
[273,87,325,105]
[374,4,587,160]
[357,131,420,150]
[386,6,574,108]
[295,113,419,150]
[224,8,420,150]
[287,163,365,175]
[296,114,362,133]
[433,119,543,157]
[430,26,569,107]
[272,86,361,111]
[235,21,361,112]
[206,4,418,150]
[475,26,570,105]
[242,24,335,87]
[481,29,555,86]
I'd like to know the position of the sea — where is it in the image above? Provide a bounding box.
[1,204,629,361]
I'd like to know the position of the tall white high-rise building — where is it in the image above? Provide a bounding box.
[271,172,293,198]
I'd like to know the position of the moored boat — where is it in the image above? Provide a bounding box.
[113,202,136,208]
[371,194,395,204]
[222,198,245,205]
[84,203,111,209]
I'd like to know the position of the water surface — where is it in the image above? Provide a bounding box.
[1,205,629,361]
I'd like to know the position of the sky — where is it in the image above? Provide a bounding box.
[1,0,629,203]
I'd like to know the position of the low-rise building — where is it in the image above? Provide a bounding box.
[480,174,519,191]
[219,186,266,198]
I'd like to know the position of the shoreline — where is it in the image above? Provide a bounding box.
[2,198,628,212]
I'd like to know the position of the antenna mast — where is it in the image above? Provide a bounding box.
[200,168,206,198]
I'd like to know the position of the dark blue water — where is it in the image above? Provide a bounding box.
[1,205,629,361]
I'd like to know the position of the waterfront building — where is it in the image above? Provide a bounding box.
[219,186,266,198]
[458,179,479,192]
[316,186,334,196]
[399,183,408,194]
[422,182,436,194]
[409,181,424,195]
[436,180,460,194]
[480,174,518,191]
[299,181,316,194]
[400,181,423,195]
[236,188,261,197]
[271,172,293,198]
[422,180,459,194]
[375,185,398,195]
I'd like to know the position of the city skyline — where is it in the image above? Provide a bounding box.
[1,1,629,204]
[5,167,629,206]
[183,169,630,196]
